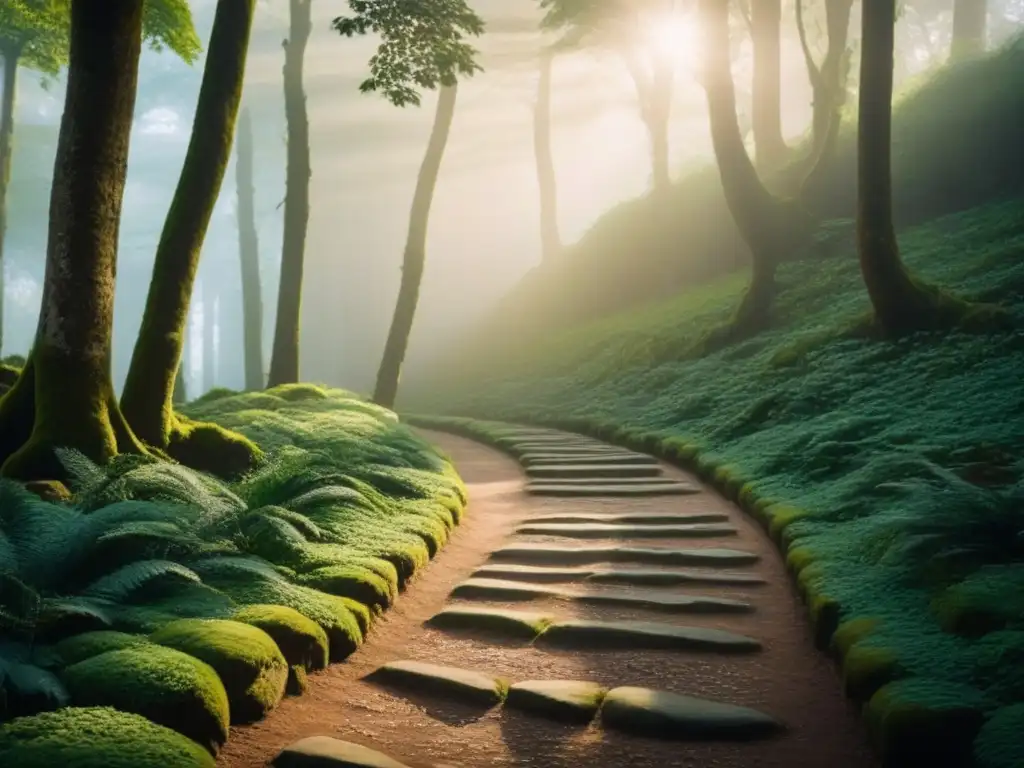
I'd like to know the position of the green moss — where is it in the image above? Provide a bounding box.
[61,645,230,754]
[166,417,264,481]
[832,618,881,659]
[231,604,329,671]
[932,565,1024,637]
[843,644,904,703]
[974,704,1024,768]
[297,564,395,610]
[286,664,309,696]
[0,706,216,767]
[762,504,808,545]
[54,631,150,667]
[150,618,288,724]
[865,678,989,768]
[265,383,330,402]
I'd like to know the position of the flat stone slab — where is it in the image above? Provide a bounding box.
[425,606,552,639]
[525,464,663,479]
[272,737,411,768]
[489,544,760,567]
[527,512,728,525]
[600,686,783,740]
[367,660,507,706]
[516,522,737,539]
[472,564,766,587]
[505,680,607,724]
[450,578,753,614]
[537,620,762,653]
[522,453,657,466]
[526,481,700,497]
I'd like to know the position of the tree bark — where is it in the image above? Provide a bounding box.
[950,0,987,60]
[120,0,255,447]
[267,0,312,387]
[796,0,854,201]
[857,0,935,334]
[235,106,264,390]
[373,85,457,410]
[1,1,147,480]
[533,49,561,263]
[699,0,788,328]
[0,44,20,356]
[751,0,788,171]
[202,277,216,394]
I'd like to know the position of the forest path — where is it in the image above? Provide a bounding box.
[216,428,877,768]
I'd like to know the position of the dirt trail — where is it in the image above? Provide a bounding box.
[216,429,877,768]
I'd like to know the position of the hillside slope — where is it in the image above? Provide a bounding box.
[410,195,1024,766]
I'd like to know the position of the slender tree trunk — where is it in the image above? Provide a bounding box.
[950,0,987,60]
[533,50,561,263]
[797,0,854,201]
[648,52,673,195]
[203,278,216,394]
[751,0,787,171]
[857,0,934,334]
[267,0,312,387]
[235,106,264,389]
[0,1,147,480]
[0,45,20,356]
[120,0,255,448]
[699,0,788,328]
[373,85,457,410]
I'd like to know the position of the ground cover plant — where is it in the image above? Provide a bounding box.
[0,384,465,766]
[407,192,1024,767]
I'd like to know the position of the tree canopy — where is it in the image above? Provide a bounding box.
[332,0,484,107]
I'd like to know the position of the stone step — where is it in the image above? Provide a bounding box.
[525,463,664,479]
[526,481,699,497]
[366,660,507,707]
[600,686,784,740]
[489,544,760,568]
[536,619,762,653]
[272,737,412,768]
[472,563,767,587]
[449,578,754,614]
[505,679,606,724]
[521,453,660,467]
[425,606,762,653]
[515,522,737,540]
[511,444,628,456]
[526,512,728,526]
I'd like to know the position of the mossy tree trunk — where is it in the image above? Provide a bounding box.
[857,0,938,334]
[699,0,792,330]
[373,85,458,410]
[120,0,255,450]
[0,42,21,356]
[950,0,987,60]
[796,0,854,201]
[534,49,561,263]
[0,1,148,480]
[267,0,312,388]
[750,0,788,172]
[236,105,264,389]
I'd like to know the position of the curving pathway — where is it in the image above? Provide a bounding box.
[216,427,878,768]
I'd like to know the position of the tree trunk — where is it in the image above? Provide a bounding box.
[235,106,264,389]
[373,85,457,410]
[751,0,788,171]
[647,52,673,195]
[533,50,561,263]
[267,0,312,388]
[172,363,187,404]
[120,0,255,448]
[0,44,20,356]
[1,1,147,480]
[797,0,854,201]
[857,0,935,334]
[203,277,216,394]
[699,0,787,328]
[950,0,987,60]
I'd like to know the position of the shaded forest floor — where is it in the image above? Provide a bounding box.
[409,195,1024,767]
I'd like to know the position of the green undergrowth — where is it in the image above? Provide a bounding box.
[0,385,465,761]
[408,196,1024,767]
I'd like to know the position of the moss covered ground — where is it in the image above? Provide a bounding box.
[0,385,465,762]
[408,194,1024,767]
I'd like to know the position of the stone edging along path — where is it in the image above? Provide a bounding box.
[217,427,875,768]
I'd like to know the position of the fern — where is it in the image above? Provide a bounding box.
[0,645,70,719]
[81,560,202,603]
